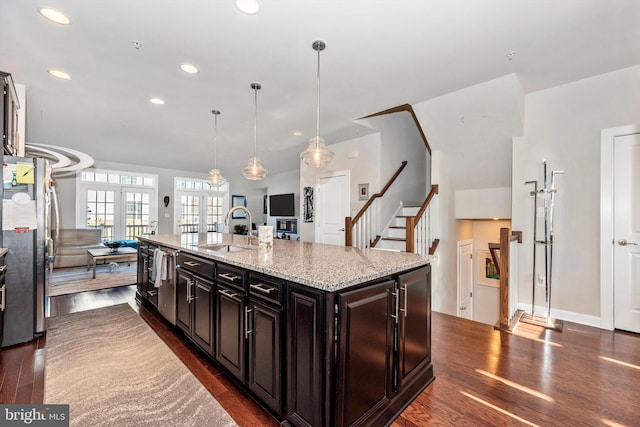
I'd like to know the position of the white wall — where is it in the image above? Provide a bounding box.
[430,150,458,315]
[512,64,640,323]
[455,187,511,219]
[299,133,381,242]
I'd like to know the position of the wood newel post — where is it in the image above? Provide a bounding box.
[405,216,415,253]
[345,217,353,247]
[499,227,510,330]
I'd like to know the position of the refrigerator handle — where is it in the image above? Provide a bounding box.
[51,183,60,260]
[0,284,5,311]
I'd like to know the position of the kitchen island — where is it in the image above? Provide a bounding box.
[137,233,434,427]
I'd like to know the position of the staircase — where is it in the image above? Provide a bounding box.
[375,205,420,251]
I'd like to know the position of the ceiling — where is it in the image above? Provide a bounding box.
[1,1,639,183]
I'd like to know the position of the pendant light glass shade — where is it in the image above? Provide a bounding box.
[301,40,335,168]
[242,83,268,180]
[208,110,227,189]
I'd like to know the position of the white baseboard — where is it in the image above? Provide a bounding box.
[517,303,603,329]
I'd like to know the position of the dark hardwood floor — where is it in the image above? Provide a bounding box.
[2,286,639,426]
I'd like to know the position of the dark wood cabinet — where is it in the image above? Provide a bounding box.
[286,285,324,427]
[135,237,433,427]
[248,273,283,415]
[335,279,395,427]
[175,252,215,356]
[136,242,157,307]
[175,268,191,333]
[1,71,19,156]
[215,263,248,382]
[397,267,431,390]
[286,266,433,427]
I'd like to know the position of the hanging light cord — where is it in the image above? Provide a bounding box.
[253,85,258,158]
[315,44,321,141]
[214,112,219,169]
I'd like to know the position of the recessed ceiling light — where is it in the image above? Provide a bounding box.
[236,0,260,14]
[47,69,71,80]
[149,98,165,105]
[180,64,199,74]
[293,131,302,137]
[38,8,71,25]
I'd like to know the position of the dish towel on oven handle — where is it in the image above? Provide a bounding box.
[151,248,167,287]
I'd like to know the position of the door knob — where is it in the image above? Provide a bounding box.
[618,239,639,246]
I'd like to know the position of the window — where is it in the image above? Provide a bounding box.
[175,177,228,234]
[77,169,158,241]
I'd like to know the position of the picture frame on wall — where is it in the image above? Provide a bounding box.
[477,249,499,287]
[358,183,369,201]
[231,195,247,218]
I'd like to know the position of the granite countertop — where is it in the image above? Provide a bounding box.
[138,233,433,291]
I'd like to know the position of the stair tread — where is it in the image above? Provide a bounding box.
[381,237,406,241]
[389,226,405,229]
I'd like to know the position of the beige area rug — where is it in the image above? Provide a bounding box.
[49,263,137,296]
[45,304,238,427]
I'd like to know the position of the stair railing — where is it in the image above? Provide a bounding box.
[345,161,408,248]
[406,184,439,254]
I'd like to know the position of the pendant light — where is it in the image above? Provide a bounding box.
[208,109,227,189]
[242,83,268,180]
[301,40,335,168]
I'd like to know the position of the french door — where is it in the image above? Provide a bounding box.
[84,186,155,240]
[175,190,225,234]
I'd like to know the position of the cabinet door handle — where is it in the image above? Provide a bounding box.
[400,283,408,317]
[390,289,399,323]
[245,307,253,339]
[219,288,237,299]
[250,283,275,294]
[618,239,639,246]
[183,261,200,267]
[219,272,241,282]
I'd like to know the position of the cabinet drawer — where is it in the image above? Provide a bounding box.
[177,252,214,279]
[216,263,247,289]
[249,273,282,306]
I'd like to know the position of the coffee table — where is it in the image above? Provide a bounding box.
[87,247,138,279]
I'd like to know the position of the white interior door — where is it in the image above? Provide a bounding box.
[317,171,350,245]
[614,133,640,333]
[457,240,473,319]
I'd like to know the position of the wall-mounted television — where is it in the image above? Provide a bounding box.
[269,193,295,217]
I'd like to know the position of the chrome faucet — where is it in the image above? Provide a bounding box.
[225,206,254,243]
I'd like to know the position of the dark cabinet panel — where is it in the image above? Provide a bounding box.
[336,280,395,427]
[193,277,214,355]
[397,266,431,390]
[215,284,246,381]
[248,299,281,414]
[286,286,323,427]
[175,268,192,334]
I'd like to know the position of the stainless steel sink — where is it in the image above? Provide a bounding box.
[199,243,255,253]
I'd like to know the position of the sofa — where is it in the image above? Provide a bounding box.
[53,229,105,269]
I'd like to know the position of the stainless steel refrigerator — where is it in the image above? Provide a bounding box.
[1,156,55,347]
